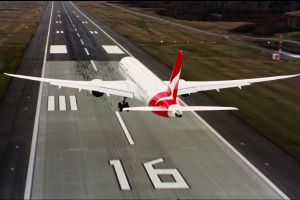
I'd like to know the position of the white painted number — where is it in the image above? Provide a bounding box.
[109,160,131,190]
[143,158,189,189]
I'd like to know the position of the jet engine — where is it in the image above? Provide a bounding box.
[91,91,104,97]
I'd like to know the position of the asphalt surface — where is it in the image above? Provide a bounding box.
[0,1,299,199]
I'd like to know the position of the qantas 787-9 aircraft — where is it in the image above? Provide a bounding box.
[5,51,299,118]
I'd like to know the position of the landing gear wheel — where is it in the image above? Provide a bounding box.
[118,98,129,112]
[118,102,123,112]
[124,102,129,112]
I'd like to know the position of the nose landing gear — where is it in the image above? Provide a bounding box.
[118,97,129,112]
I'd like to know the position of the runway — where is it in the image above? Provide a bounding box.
[0,1,299,199]
[26,1,285,199]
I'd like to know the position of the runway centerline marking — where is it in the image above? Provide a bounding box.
[68,2,289,199]
[24,1,54,199]
[77,33,80,38]
[90,60,97,71]
[80,39,84,45]
[84,48,90,56]
[115,111,134,145]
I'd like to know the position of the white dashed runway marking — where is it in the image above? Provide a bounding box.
[84,48,90,55]
[77,33,80,38]
[90,60,97,71]
[102,45,125,54]
[50,45,67,54]
[80,39,84,45]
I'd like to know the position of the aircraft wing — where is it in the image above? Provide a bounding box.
[165,74,299,96]
[5,73,134,98]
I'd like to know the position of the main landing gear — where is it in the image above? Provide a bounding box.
[118,97,129,112]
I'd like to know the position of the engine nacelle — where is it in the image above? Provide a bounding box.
[92,91,104,97]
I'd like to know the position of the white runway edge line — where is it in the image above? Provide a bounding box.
[24,1,54,199]
[84,48,90,55]
[90,60,97,71]
[115,111,134,145]
[69,1,289,199]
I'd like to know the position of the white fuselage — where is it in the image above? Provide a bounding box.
[118,57,168,105]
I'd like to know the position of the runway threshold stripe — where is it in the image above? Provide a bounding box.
[47,96,55,111]
[115,111,134,145]
[90,60,97,71]
[84,48,90,56]
[80,39,84,45]
[69,2,289,199]
[59,96,66,111]
[69,96,78,111]
[24,1,54,199]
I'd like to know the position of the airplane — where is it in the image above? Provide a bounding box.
[5,51,299,118]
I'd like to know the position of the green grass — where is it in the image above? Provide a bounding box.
[0,47,26,103]
[78,2,300,160]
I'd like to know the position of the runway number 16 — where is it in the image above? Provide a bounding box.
[109,158,189,190]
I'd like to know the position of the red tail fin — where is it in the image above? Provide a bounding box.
[168,51,183,99]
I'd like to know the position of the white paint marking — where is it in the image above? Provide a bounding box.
[90,31,94,34]
[84,48,90,56]
[179,100,290,199]
[77,33,80,38]
[80,39,84,45]
[60,31,63,33]
[56,31,59,33]
[24,1,54,199]
[77,15,79,17]
[58,14,60,17]
[115,111,134,145]
[50,45,67,54]
[144,158,189,189]
[69,96,78,111]
[94,31,98,34]
[75,28,77,32]
[70,1,132,55]
[90,60,97,71]
[102,45,125,54]
[69,2,290,198]
[47,96,55,111]
[109,160,131,190]
[55,21,58,23]
[59,96,66,111]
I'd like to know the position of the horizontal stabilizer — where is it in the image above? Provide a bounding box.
[123,107,168,111]
[180,106,238,111]
[123,106,238,112]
